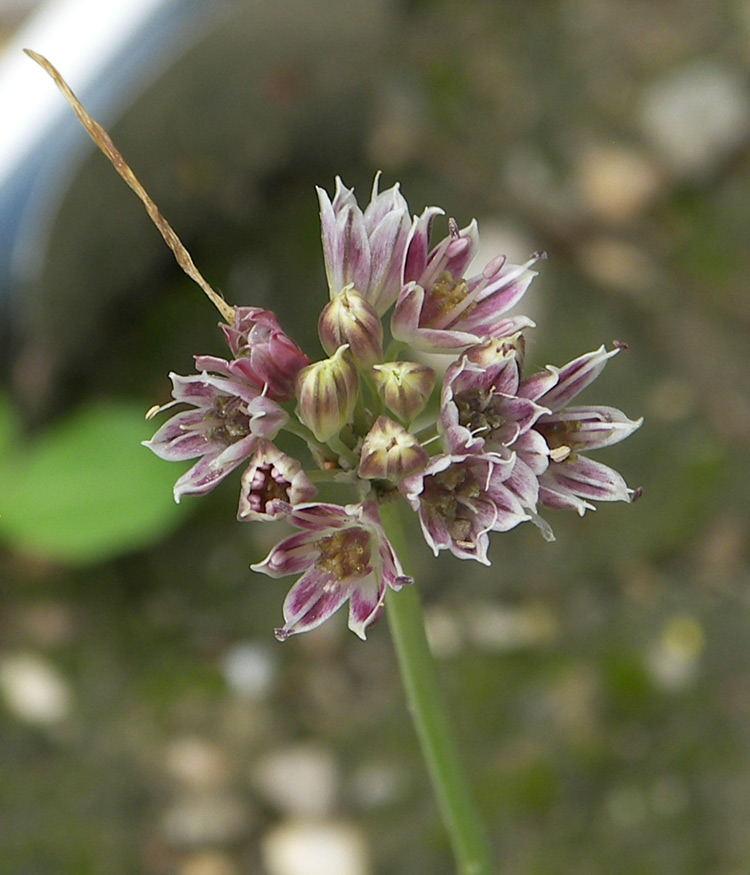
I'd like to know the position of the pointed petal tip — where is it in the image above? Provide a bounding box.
[349,622,369,641]
[274,626,293,642]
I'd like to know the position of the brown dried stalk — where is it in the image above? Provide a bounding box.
[24,49,235,324]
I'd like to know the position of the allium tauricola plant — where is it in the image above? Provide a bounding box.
[144,175,642,641]
[30,49,641,874]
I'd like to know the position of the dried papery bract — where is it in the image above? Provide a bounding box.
[23,49,234,324]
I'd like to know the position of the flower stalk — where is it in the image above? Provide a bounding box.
[381,501,493,875]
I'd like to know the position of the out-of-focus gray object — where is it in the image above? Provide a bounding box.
[0,0,233,305]
[0,0,395,417]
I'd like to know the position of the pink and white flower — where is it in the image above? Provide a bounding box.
[439,335,548,456]
[400,453,530,565]
[143,368,288,502]
[251,501,412,641]
[521,346,643,514]
[238,440,316,522]
[391,209,541,352]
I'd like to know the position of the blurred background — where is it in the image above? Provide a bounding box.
[0,0,749,873]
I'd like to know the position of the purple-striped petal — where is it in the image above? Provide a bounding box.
[173,433,260,502]
[276,568,352,639]
[348,575,386,639]
[538,405,643,450]
[251,531,320,578]
[536,346,619,412]
[403,206,445,283]
[540,455,634,507]
[144,410,212,461]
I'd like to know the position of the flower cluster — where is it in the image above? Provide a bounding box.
[145,174,642,641]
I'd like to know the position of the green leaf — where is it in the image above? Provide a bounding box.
[0,393,20,456]
[0,400,194,564]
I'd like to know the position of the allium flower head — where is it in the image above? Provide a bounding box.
[251,501,412,640]
[29,48,640,642]
[143,173,641,640]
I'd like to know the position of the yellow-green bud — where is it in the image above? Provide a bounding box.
[371,361,436,422]
[358,416,429,482]
[296,345,359,442]
[318,285,384,368]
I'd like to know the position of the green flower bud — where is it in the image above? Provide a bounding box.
[371,361,436,423]
[296,345,359,442]
[358,416,429,482]
[318,285,384,368]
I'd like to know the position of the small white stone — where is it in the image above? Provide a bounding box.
[261,819,370,875]
[575,145,662,223]
[647,615,704,692]
[221,642,277,700]
[178,850,239,875]
[165,737,230,789]
[639,61,750,177]
[252,745,339,818]
[161,793,249,848]
[464,601,558,651]
[349,761,403,809]
[0,651,72,725]
[424,605,464,659]
[576,236,660,294]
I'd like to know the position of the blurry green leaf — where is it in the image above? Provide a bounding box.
[0,400,193,564]
[0,393,20,456]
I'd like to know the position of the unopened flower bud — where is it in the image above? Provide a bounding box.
[296,345,359,442]
[221,307,310,401]
[359,416,429,482]
[371,361,436,422]
[318,286,384,367]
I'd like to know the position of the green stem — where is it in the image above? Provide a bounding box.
[380,501,493,875]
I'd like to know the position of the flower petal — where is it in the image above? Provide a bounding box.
[539,406,643,450]
[536,346,619,412]
[251,531,320,578]
[173,434,259,502]
[143,410,212,461]
[348,575,386,639]
[540,455,634,507]
[276,568,351,640]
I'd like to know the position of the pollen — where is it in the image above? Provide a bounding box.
[315,528,372,581]
[205,395,251,445]
[455,388,503,437]
[431,272,472,316]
